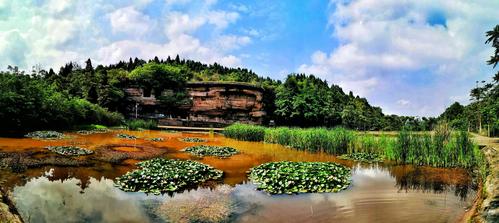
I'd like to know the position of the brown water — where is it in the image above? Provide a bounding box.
[0,130,476,223]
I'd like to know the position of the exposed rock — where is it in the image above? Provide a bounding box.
[125,82,266,126]
[0,190,23,223]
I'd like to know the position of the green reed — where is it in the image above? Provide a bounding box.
[222,123,265,141]
[223,124,483,169]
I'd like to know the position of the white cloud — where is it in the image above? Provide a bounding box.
[109,6,152,34]
[0,1,250,70]
[298,0,499,116]
[396,99,410,106]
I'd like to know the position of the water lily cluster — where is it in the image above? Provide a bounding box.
[180,137,207,143]
[76,129,109,135]
[338,152,384,163]
[25,131,64,139]
[114,158,223,194]
[248,161,351,194]
[146,137,165,142]
[116,134,138,139]
[184,145,239,158]
[46,146,94,156]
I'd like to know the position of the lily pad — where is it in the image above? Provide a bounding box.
[114,158,223,194]
[183,145,239,158]
[180,137,207,143]
[248,161,351,194]
[146,137,165,142]
[116,134,138,139]
[46,146,94,156]
[25,131,64,139]
[337,152,384,163]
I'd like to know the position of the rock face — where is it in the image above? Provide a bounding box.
[125,82,266,126]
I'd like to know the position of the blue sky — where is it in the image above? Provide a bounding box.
[0,0,498,116]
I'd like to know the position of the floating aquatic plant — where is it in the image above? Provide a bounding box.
[114,158,223,194]
[76,129,109,135]
[180,137,207,143]
[25,131,64,139]
[116,134,138,139]
[184,145,239,158]
[46,146,94,156]
[248,161,351,194]
[338,152,384,163]
[146,137,165,142]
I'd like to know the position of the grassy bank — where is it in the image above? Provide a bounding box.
[223,123,485,169]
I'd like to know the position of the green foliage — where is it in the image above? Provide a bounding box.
[439,25,499,136]
[25,131,64,139]
[46,146,94,156]
[180,137,207,143]
[183,145,239,158]
[264,127,355,154]
[225,124,481,168]
[338,152,384,163]
[0,72,123,131]
[248,161,351,194]
[223,123,265,141]
[114,158,223,194]
[125,119,157,130]
[392,128,480,168]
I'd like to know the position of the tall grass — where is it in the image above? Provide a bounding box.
[223,123,265,141]
[125,119,157,130]
[224,123,484,169]
[264,127,355,154]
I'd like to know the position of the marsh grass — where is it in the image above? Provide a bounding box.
[223,123,265,141]
[224,124,483,169]
[125,119,157,130]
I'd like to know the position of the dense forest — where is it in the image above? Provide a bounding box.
[1,26,497,134]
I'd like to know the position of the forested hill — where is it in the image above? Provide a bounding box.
[1,55,434,131]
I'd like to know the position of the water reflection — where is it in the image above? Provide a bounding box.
[1,131,478,223]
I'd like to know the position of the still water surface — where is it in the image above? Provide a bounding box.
[0,130,476,223]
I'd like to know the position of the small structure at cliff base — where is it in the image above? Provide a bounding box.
[125,81,266,127]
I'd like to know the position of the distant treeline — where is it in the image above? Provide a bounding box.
[0,56,435,132]
[1,25,497,133]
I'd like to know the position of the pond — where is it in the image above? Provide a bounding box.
[0,130,476,223]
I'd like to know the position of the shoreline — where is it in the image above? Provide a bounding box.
[469,134,499,222]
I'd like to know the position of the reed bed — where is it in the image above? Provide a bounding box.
[223,123,484,169]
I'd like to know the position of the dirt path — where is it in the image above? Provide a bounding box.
[471,133,499,222]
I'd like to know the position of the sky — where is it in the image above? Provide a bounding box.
[0,0,498,117]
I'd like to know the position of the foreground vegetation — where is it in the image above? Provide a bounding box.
[224,123,485,169]
[248,161,351,194]
[115,158,223,195]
